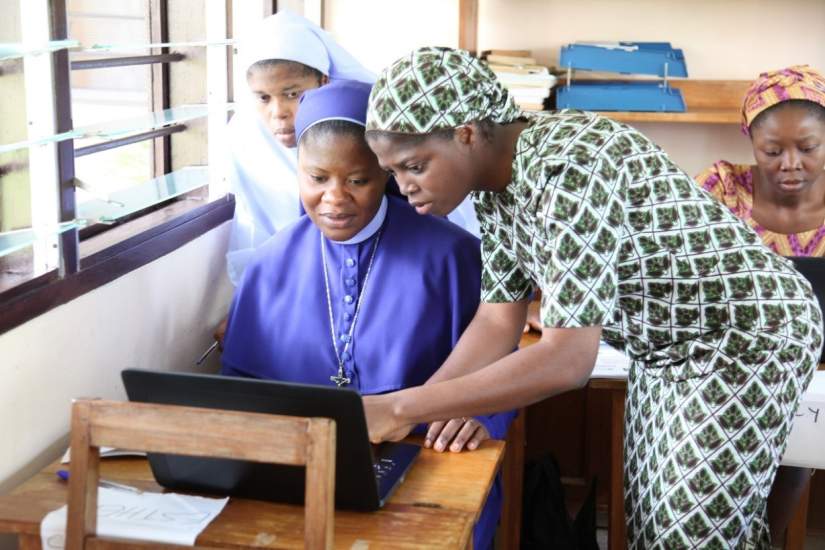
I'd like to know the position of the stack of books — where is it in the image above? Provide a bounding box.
[482,50,557,112]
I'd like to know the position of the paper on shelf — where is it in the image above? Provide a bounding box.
[40,487,228,549]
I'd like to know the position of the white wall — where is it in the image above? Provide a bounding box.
[324,0,459,74]
[324,0,825,175]
[0,222,233,495]
[476,0,825,79]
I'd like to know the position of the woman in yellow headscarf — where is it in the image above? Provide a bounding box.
[696,65,825,257]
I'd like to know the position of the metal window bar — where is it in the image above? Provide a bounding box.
[0,39,79,61]
[150,0,172,178]
[70,53,185,70]
[0,39,234,61]
[0,104,231,154]
[52,0,79,276]
[80,39,234,53]
[74,124,185,158]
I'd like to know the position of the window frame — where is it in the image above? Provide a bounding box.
[0,0,236,336]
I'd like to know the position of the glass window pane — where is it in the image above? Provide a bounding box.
[71,64,152,127]
[68,0,153,218]
[0,1,30,233]
[75,139,153,202]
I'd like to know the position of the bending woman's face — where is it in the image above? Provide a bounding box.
[750,104,825,197]
[366,132,477,217]
[298,132,387,241]
[247,64,327,148]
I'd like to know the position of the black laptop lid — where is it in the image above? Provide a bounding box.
[121,369,382,510]
[789,257,825,363]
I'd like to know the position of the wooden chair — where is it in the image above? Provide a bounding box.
[65,399,336,550]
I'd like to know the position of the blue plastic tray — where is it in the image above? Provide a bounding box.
[560,42,687,78]
[556,81,686,112]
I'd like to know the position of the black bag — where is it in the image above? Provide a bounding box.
[520,454,599,550]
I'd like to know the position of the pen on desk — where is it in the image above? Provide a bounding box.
[196,340,219,365]
[56,469,142,494]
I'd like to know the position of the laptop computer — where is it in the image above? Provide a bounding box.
[789,256,825,363]
[121,369,420,511]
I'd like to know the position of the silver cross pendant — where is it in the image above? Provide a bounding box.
[330,371,351,387]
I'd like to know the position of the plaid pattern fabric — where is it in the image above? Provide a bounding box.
[472,109,823,548]
[366,47,520,133]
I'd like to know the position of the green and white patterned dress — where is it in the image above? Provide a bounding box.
[473,110,823,549]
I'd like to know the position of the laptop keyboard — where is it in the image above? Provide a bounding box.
[373,457,397,481]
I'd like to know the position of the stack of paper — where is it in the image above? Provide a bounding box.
[41,487,228,549]
[482,50,557,112]
[591,342,631,379]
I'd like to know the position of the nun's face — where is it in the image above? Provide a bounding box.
[248,64,326,148]
[298,132,388,241]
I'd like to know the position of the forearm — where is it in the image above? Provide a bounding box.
[398,326,601,424]
[426,300,528,385]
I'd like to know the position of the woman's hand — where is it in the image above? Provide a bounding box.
[425,417,490,452]
[363,393,414,444]
[523,298,542,333]
[213,317,229,351]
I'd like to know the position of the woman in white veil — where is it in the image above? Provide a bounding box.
[224,11,483,290]
[224,10,376,286]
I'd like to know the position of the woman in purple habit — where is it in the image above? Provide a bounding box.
[221,80,513,549]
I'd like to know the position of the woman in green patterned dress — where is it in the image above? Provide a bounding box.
[362,47,823,549]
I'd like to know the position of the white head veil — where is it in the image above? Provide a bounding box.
[238,10,375,83]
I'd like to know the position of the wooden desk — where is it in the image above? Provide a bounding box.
[519,332,627,547]
[0,437,504,549]
[587,376,627,550]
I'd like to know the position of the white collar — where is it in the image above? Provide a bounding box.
[329,195,387,245]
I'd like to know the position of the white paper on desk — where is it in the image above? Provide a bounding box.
[590,343,631,380]
[40,487,228,549]
[61,446,147,464]
[781,370,825,469]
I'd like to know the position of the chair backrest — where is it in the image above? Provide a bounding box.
[65,399,335,550]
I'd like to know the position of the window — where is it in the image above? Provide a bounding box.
[0,0,235,332]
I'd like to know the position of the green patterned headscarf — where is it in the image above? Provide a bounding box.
[366,46,520,134]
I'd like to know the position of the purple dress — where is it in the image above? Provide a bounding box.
[222,195,513,549]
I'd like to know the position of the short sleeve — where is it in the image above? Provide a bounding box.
[538,160,622,328]
[478,218,534,304]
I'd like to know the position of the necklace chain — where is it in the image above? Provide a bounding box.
[321,230,382,387]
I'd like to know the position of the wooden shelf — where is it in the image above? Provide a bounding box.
[594,79,749,124]
[593,108,739,124]
[545,79,749,125]
[457,1,752,126]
